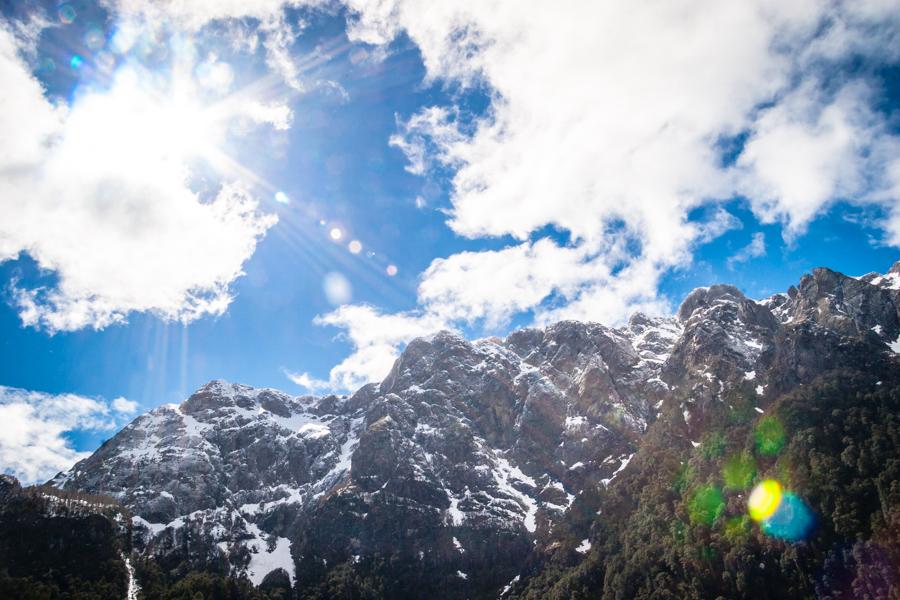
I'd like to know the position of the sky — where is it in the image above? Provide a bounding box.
[0,0,898,483]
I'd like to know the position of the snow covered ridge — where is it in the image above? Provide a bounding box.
[49,262,900,593]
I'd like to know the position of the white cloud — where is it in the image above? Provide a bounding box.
[0,386,133,484]
[5,1,900,390]
[108,0,317,89]
[109,0,308,30]
[0,22,280,332]
[736,82,879,237]
[284,370,330,393]
[312,305,446,391]
[727,233,767,269]
[112,397,139,414]
[312,0,900,390]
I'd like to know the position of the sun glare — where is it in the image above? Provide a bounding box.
[748,479,782,522]
[57,21,296,196]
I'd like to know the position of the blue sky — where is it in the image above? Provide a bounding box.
[0,0,898,481]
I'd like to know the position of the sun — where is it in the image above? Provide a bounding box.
[58,28,295,195]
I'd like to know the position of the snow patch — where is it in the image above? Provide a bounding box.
[600,453,634,487]
[132,515,167,536]
[491,453,539,533]
[123,554,140,600]
[500,575,520,597]
[565,415,587,429]
[313,417,364,498]
[889,335,900,355]
[447,492,466,526]
[870,271,900,290]
[244,521,295,586]
[575,539,592,554]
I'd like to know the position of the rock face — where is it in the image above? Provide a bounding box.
[51,262,900,598]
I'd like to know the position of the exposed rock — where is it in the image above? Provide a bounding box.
[49,262,900,598]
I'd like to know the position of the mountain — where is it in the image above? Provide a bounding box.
[35,262,900,599]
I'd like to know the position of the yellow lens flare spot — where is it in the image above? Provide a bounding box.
[748,479,782,521]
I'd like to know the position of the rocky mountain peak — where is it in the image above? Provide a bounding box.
[676,284,749,322]
[786,266,900,340]
[45,262,900,597]
[859,260,900,292]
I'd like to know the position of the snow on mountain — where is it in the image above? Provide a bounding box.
[49,261,900,593]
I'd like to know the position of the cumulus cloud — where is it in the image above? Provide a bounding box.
[313,305,446,391]
[108,0,315,89]
[284,370,331,394]
[112,396,139,413]
[736,82,885,237]
[0,22,280,332]
[0,386,135,484]
[310,0,900,391]
[6,1,899,391]
[727,233,767,269]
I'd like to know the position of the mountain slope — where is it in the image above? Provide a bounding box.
[48,262,900,599]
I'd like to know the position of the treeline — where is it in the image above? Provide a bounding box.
[22,484,129,519]
[133,559,292,600]
[0,479,130,599]
[509,369,900,599]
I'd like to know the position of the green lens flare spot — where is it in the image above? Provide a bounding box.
[688,485,725,526]
[722,453,756,490]
[754,415,786,456]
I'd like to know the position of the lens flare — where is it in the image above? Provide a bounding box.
[85,27,105,51]
[95,51,116,73]
[58,4,76,24]
[761,492,814,542]
[348,240,362,254]
[754,415,786,456]
[323,272,352,305]
[274,191,289,204]
[748,479,782,521]
[386,264,398,276]
[329,227,343,241]
[722,453,756,490]
[688,485,725,525]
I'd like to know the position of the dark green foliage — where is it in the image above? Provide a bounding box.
[698,431,727,460]
[0,485,129,600]
[133,557,291,600]
[513,369,900,599]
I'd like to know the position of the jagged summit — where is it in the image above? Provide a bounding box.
[676,284,749,322]
[49,263,900,597]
